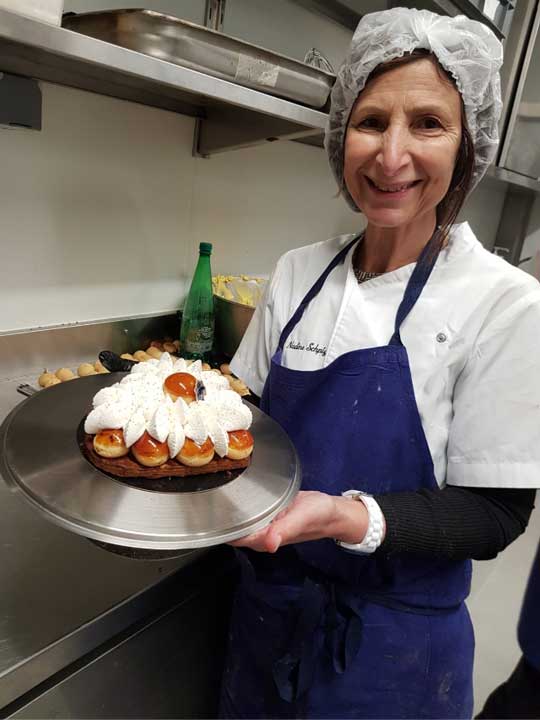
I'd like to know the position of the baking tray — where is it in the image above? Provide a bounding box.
[0,374,301,551]
[62,9,335,108]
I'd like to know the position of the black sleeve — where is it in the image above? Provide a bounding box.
[374,486,536,560]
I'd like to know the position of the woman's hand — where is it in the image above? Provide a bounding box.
[230,490,371,553]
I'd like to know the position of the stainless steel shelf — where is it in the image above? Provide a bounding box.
[0,8,327,155]
[488,165,540,192]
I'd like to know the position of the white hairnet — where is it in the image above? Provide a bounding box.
[325,8,503,211]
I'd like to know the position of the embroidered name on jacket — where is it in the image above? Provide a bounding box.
[287,339,327,356]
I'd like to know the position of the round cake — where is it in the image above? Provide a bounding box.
[83,353,254,476]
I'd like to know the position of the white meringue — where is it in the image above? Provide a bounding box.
[139,398,160,423]
[167,419,185,459]
[84,402,128,434]
[203,408,229,457]
[158,352,174,373]
[119,376,144,392]
[184,403,208,445]
[147,402,170,443]
[208,388,243,406]
[84,405,107,434]
[201,371,230,396]
[215,401,252,432]
[131,361,154,375]
[123,408,147,448]
[172,357,188,373]
[92,386,119,408]
[188,359,203,378]
[105,401,132,428]
[171,397,188,425]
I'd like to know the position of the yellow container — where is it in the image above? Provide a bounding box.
[212,275,267,357]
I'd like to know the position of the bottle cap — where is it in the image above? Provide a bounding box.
[199,242,213,255]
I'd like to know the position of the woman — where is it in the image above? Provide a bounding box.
[220,8,538,719]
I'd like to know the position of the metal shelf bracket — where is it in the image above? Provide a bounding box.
[0,71,41,130]
[204,0,226,32]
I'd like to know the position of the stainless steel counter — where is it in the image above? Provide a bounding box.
[0,320,236,716]
[0,376,206,708]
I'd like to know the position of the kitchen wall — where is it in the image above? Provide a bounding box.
[0,81,360,333]
[0,77,508,334]
[1,0,511,334]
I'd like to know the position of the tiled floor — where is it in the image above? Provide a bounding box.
[470,505,539,713]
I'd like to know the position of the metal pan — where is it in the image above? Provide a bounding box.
[62,9,335,108]
[0,374,300,551]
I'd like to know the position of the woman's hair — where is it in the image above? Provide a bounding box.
[351,49,475,255]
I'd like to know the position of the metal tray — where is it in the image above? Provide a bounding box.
[62,9,335,109]
[0,374,300,551]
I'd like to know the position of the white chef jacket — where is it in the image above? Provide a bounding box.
[231,222,540,489]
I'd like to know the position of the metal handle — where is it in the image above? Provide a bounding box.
[304,48,335,74]
[17,384,38,398]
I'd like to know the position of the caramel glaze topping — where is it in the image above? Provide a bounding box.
[133,431,168,457]
[180,437,215,457]
[163,372,196,401]
[228,430,254,450]
[96,429,126,447]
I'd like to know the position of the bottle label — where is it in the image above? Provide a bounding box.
[185,326,213,354]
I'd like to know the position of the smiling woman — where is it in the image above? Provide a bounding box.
[344,51,474,271]
[220,7,540,720]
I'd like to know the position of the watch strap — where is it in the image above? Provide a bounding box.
[336,490,385,554]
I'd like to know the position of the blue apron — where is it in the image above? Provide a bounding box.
[220,234,474,719]
[518,540,540,672]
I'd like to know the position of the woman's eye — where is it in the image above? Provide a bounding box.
[357,117,383,130]
[418,116,442,130]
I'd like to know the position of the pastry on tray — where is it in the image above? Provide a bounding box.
[82,353,254,479]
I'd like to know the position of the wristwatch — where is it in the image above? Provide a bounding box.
[335,490,385,554]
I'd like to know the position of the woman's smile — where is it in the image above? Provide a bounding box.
[364,176,423,198]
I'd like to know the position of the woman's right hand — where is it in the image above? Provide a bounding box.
[229,490,372,553]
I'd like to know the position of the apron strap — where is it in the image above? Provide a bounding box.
[389,232,441,346]
[277,234,361,351]
[276,229,441,352]
[271,571,461,704]
[272,578,326,703]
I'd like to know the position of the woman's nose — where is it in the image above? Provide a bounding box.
[375,126,412,177]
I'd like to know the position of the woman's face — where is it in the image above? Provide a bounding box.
[343,58,463,229]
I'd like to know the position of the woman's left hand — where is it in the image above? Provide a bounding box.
[230,490,369,553]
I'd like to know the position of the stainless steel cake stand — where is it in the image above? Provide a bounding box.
[0,374,300,550]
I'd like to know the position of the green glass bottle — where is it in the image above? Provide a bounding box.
[180,242,214,361]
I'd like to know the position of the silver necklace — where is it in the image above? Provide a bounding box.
[352,239,383,284]
[354,268,383,284]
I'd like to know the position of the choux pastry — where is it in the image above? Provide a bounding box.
[56,368,76,382]
[78,363,97,377]
[177,437,215,467]
[38,371,57,388]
